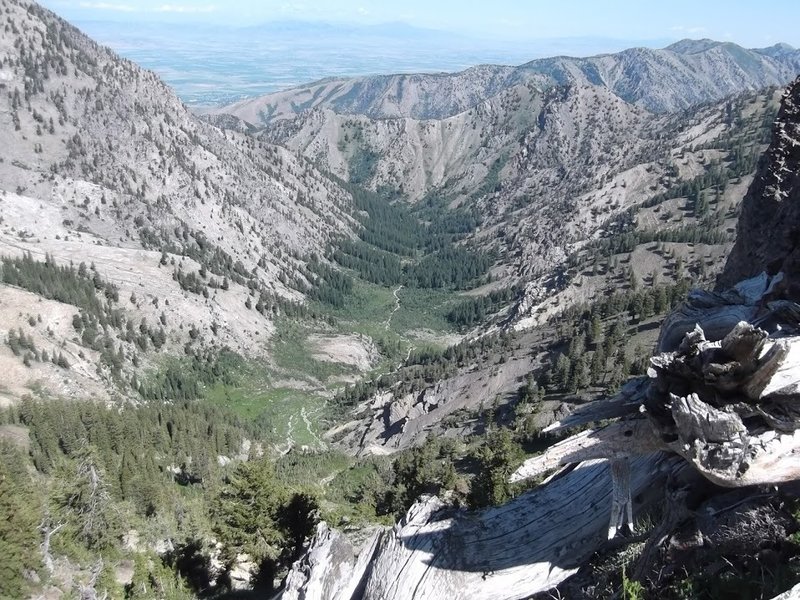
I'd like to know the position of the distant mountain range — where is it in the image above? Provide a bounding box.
[210,39,800,124]
[72,19,676,106]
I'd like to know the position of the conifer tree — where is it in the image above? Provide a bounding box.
[0,443,41,598]
[212,458,285,578]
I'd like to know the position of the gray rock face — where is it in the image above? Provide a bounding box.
[718,76,800,296]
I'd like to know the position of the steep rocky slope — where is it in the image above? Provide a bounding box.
[718,76,800,291]
[0,0,355,402]
[263,83,781,287]
[210,39,800,124]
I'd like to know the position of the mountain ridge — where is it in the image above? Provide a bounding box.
[208,38,800,124]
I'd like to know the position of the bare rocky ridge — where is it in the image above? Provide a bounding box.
[280,77,800,600]
[210,39,800,125]
[0,0,356,400]
[719,76,800,291]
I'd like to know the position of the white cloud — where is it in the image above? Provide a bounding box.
[155,4,217,13]
[79,1,137,11]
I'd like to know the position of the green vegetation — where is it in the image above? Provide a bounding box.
[348,146,380,185]
[140,226,250,286]
[323,181,493,295]
[1,253,124,358]
[315,277,396,327]
[0,398,320,596]
[271,318,349,383]
[470,154,506,200]
[540,281,691,394]
[405,246,493,289]
[211,458,318,583]
[391,286,460,333]
[0,441,41,599]
[347,184,421,255]
[446,286,520,329]
[467,428,525,507]
[136,349,241,401]
[333,238,403,285]
[1,252,119,311]
[304,256,354,308]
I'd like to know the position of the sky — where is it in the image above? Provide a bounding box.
[38,0,800,47]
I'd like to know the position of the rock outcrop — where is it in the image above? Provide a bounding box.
[719,76,800,294]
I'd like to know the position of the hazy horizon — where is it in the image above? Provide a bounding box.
[37,1,800,107]
[39,0,800,47]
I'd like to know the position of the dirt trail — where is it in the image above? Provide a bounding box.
[277,414,295,456]
[301,405,324,449]
[384,285,403,330]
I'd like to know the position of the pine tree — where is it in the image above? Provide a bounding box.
[0,443,41,597]
[211,458,285,573]
[589,313,603,345]
[277,492,320,564]
[553,354,572,391]
[55,444,119,551]
[572,355,591,392]
[468,429,523,507]
[590,348,606,384]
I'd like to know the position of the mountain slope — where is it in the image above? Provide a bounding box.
[324,86,780,456]
[263,81,780,288]
[0,0,356,402]
[262,81,660,279]
[209,39,800,125]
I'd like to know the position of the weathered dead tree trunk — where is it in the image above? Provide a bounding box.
[283,454,679,600]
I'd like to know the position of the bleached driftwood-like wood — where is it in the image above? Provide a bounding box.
[541,377,649,433]
[608,458,634,540]
[281,523,382,600]
[770,581,800,600]
[282,454,677,600]
[510,420,661,484]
